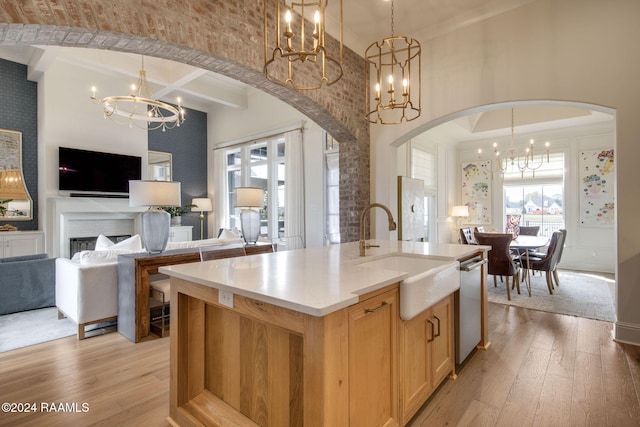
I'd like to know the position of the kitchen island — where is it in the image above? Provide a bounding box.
[160,240,488,426]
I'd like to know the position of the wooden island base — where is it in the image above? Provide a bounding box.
[168,276,456,427]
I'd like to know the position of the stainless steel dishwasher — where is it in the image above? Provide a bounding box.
[456,254,487,365]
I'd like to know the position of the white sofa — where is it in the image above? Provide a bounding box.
[55,258,119,339]
[55,234,243,339]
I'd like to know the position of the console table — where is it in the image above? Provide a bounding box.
[117,243,274,343]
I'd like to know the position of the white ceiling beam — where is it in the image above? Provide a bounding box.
[26,47,58,81]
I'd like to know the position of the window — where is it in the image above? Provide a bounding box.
[503,152,565,238]
[325,132,340,244]
[225,136,285,240]
[411,147,436,241]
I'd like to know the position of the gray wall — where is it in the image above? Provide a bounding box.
[148,106,208,240]
[0,58,38,230]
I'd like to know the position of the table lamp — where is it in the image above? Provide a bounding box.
[451,205,469,230]
[234,187,264,245]
[191,198,213,240]
[129,180,181,253]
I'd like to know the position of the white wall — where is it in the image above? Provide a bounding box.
[206,88,327,248]
[38,59,149,254]
[368,0,640,343]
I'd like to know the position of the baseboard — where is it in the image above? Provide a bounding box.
[613,321,640,345]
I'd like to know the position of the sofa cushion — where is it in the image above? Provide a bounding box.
[78,248,142,265]
[0,253,48,263]
[95,234,143,251]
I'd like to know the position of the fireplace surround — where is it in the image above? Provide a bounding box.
[48,197,145,259]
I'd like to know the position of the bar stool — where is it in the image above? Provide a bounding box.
[149,276,170,337]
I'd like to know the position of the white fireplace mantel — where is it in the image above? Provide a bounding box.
[47,197,145,258]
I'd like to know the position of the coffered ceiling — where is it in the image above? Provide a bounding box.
[0,0,612,141]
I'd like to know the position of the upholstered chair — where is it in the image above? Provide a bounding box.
[518,226,540,236]
[474,232,521,300]
[524,231,564,294]
[459,228,476,245]
[552,229,567,286]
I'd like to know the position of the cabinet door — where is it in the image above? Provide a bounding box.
[348,289,399,427]
[400,307,433,422]
[169,226,192,242]
[430,295,454,386]
[3,232,44,257]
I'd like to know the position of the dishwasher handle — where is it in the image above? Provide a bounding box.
[458,258,487,272]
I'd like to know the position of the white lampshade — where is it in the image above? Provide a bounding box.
[129,180,181,207]
[191,198,213,212]
[234,187,264,208]
[451,205,469,217]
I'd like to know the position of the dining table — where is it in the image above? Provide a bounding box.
[510,235,550,296]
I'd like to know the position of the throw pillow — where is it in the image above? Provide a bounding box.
[219,228,241,240]
[112,234,142,251]
[95,234,114,250]
[95,234,143,252]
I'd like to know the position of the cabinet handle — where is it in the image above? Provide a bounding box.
[364,301,388,314]
[427,319,435,343]
[433,315,441,338]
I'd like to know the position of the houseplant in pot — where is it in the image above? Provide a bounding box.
[161,204,196,225]
[0,199,12,217]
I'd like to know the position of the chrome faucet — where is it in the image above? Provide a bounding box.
[359,203,397,256]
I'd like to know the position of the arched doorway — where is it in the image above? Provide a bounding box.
[394,101,616,321]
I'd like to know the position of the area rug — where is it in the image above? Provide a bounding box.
[0,307,116,353]
[487,269,615,322]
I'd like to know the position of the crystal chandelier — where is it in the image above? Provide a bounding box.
[263,0,344,90]
[478,108,550,178]
[365,0,421,124]
[90,56,185,131]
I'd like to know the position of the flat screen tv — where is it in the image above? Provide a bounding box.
[58,146,142,195]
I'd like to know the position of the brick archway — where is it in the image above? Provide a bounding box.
[0,1,369,241]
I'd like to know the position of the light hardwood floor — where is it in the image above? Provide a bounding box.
[1,303,639,426]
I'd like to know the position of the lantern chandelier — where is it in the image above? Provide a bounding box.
[478,108,550,178]
[90,56,185,131]
[263,0,344,90]
[365,0,421,124]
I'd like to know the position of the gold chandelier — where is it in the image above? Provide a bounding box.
[263,0,344,90]
[90,56,185,131]
[478,109,550,178]
[365,0,421,124]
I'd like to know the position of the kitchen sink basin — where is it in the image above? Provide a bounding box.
[357,256,460,320]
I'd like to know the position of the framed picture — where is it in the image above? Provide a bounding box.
[0,128,33,220]
[579,149,615,226]
[461,160,491,224]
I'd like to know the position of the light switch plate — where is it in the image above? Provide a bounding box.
[219,290,234,308]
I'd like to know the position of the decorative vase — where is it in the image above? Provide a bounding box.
[506,214,521,239]
[171,216,182,226]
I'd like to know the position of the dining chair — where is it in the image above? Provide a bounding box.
[518,226,540,236]
[149,243,252,337]
[523,231,563,294]
[474,232,521,300]
[459,228,476,245]
[512,225,541,259]
[199,244,247,261]
[552,229,567,287]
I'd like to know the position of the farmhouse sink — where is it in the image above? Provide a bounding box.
[357,256,460,320]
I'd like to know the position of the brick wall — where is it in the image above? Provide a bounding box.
[0,0,370,242]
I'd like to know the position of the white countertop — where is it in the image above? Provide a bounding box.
[159,240,488,317]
